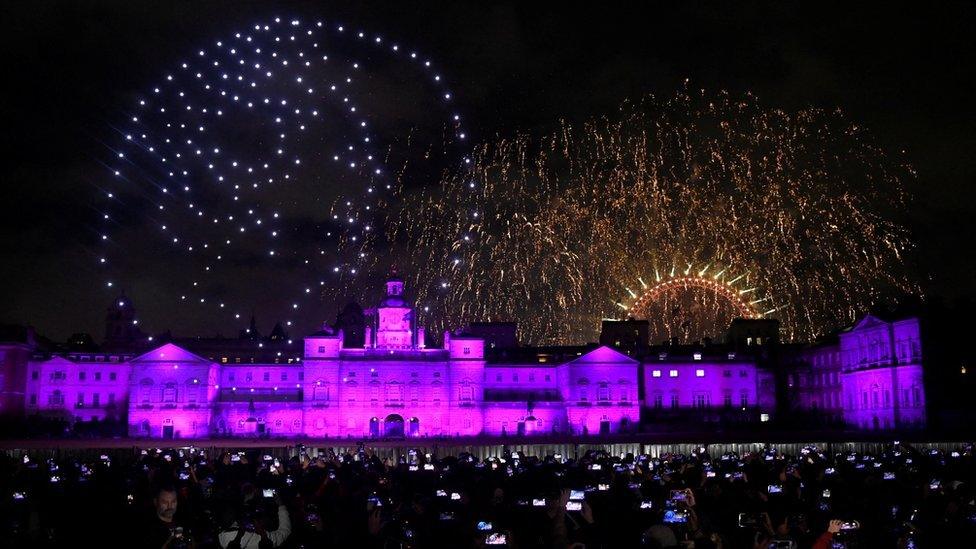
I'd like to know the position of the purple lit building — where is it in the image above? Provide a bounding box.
[791,315,926,430]
[2,276,929,439]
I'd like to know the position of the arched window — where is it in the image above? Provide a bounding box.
[598,381,610,402]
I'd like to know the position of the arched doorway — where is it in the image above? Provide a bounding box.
[384,414,405,438]
[369,417,380,438]
[409,417,420,437]
[599,417,611,435]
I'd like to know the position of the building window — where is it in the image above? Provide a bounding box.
[163,382,177,403]
[263,372,270,382]
[724,392,732,408]
[79,372,86,381]
[109,372,117,381]
[723,370,731,378]
[299,372,304,381]
[463,347,471,355]
[653,394,663,409]
[545,374,551,382]
[512,374,518,382]
[49,390,64,407]
[95,372,102,381]
[739,370,748,378]
[670,394,679,409]
[496,374,502,381]
[92,393,100,407]
[108,393,115,405]
[529,374,535,382]
[281,372,288,381]
[386,382,403,404]
[228,373,235,382]
[695,369,705,377]
[669,370,678,378]
[245,372,253,382]
[460,384,474,402]
[598,383,610,401]
[140,379,153,404]
[694,393,707,408]
[318,346,325,353]
[740,392,749,408]
[652,370,662,378]
[31,371,39,380]
[77,392,85,407]
[29,394,37,405]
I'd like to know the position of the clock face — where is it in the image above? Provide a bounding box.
[380,308,409,331]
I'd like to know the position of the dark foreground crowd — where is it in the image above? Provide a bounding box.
[1,441,974,548]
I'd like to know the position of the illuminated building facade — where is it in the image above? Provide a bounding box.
[4,277,927,439]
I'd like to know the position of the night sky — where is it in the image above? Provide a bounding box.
[2,1,975,342]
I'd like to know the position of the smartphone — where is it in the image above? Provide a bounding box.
[929,480,941,490]
[367,495,383,509]
[597,483,610,491]
[409,465,419,471]
[768,484,783,494]
[570,489,585,501]
[12,492,26,501]
[590,464,602,471]
[263,489,275,498]
[532,498,546,507]
[639,500,653,510]
[670,489,688,501]
[231,454,241,462]
[840,520,860,531]
[436,489,447,497]
[884,472,896,480]
[163,455,172,462]
[486,532,507,545]
[440,511,455,520]
[663,509,689,523]
[424,464,435,471]
[450,492,461,501]
[706,471,717,478]
[477,521,493,531]
[822,489,831,498]
[738,512,762,528]
[566,501,582,511]
[179,471,190,481]
[824,467,836,475]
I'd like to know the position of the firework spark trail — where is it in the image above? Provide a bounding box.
[391,88,918,345]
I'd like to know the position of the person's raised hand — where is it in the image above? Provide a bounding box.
[581,501,595,524]
[827,519,843,534]
[367,507,382,536]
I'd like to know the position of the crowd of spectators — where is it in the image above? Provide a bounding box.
[1,441,974,548]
